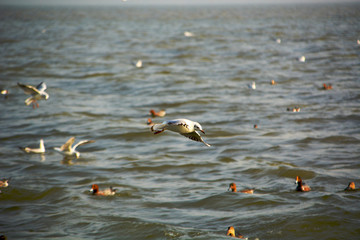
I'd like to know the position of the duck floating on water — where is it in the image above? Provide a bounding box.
[226,226,247,239]
[295,176,311,192]
[228,183,254,194]
[90,184,117,196]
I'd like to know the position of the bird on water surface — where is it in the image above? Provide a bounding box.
[90,184,116,196]
[295,176,311,192]
[19,139,45,154]
[54,137,95,159]
[228,183,254,194]
[226,226,247,239]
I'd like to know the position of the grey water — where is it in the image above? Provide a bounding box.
[0,3,360,239]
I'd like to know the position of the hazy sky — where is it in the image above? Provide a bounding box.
[0,0,355,5]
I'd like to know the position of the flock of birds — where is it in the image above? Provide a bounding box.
[1,37,359,239]
[1,72,358,238]
[0,173,358,239]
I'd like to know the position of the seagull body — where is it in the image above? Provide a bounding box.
[20,139,45,154]
[1,89,9,99]
[151,118,210,147]
[184,31,194,37]
[298,56,306,62]
[133,60,142,68]
[248,82,256,90]
[18,82,49,108]
[54,137,95,158]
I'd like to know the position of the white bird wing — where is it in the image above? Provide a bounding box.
[73,140,95,151]
[60,137,76,152]
[180,131,211,147]
[151,122,168,132]
[18,83,41,96]
[36,82,47,92]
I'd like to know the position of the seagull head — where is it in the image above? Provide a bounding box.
[194,122,205,134]
[42,92,49,100]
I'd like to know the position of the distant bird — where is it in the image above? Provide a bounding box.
[322,83,333,90]
[357,39,360,45]
[0,179,9,188]
[270,79,276,85]
[147,118,154,126]
[276,38,281,44]
[151,119,210,147]
[228,183,254,194]
[19,139,45,154]
[226,226,246,239]
[344,182,356,191]
[295,176,311,192]
[17,82,49,108]
[248,82,256,90]
[149,109,166,117]
[184,31,194,37]
[1,89,9,99]
[54,137,95,159]
[287,106,300,112]
[298,56,306,62]
[133,60,142,68]
[90,184,117,196]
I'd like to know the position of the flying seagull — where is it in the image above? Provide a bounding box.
[151,118,210,147]
[18,82,49,108]
[54,137,95,158]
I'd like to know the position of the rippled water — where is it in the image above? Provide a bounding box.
[1,3,360,239]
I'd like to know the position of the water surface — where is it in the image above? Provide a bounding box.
[0,3,360,240]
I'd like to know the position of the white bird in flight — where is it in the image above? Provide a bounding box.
[54,137,95,158]
[19,139,45,154]
[151,119,210,147]
[18,82,49,108]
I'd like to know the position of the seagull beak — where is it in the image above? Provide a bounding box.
[200,130,205,134]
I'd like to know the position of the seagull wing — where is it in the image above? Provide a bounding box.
[36,82,47,92]
[151,122,168,133]
[18,83,41,95]
[73,140,95,151]
[181,131,211,147]
[60,137,76,151]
